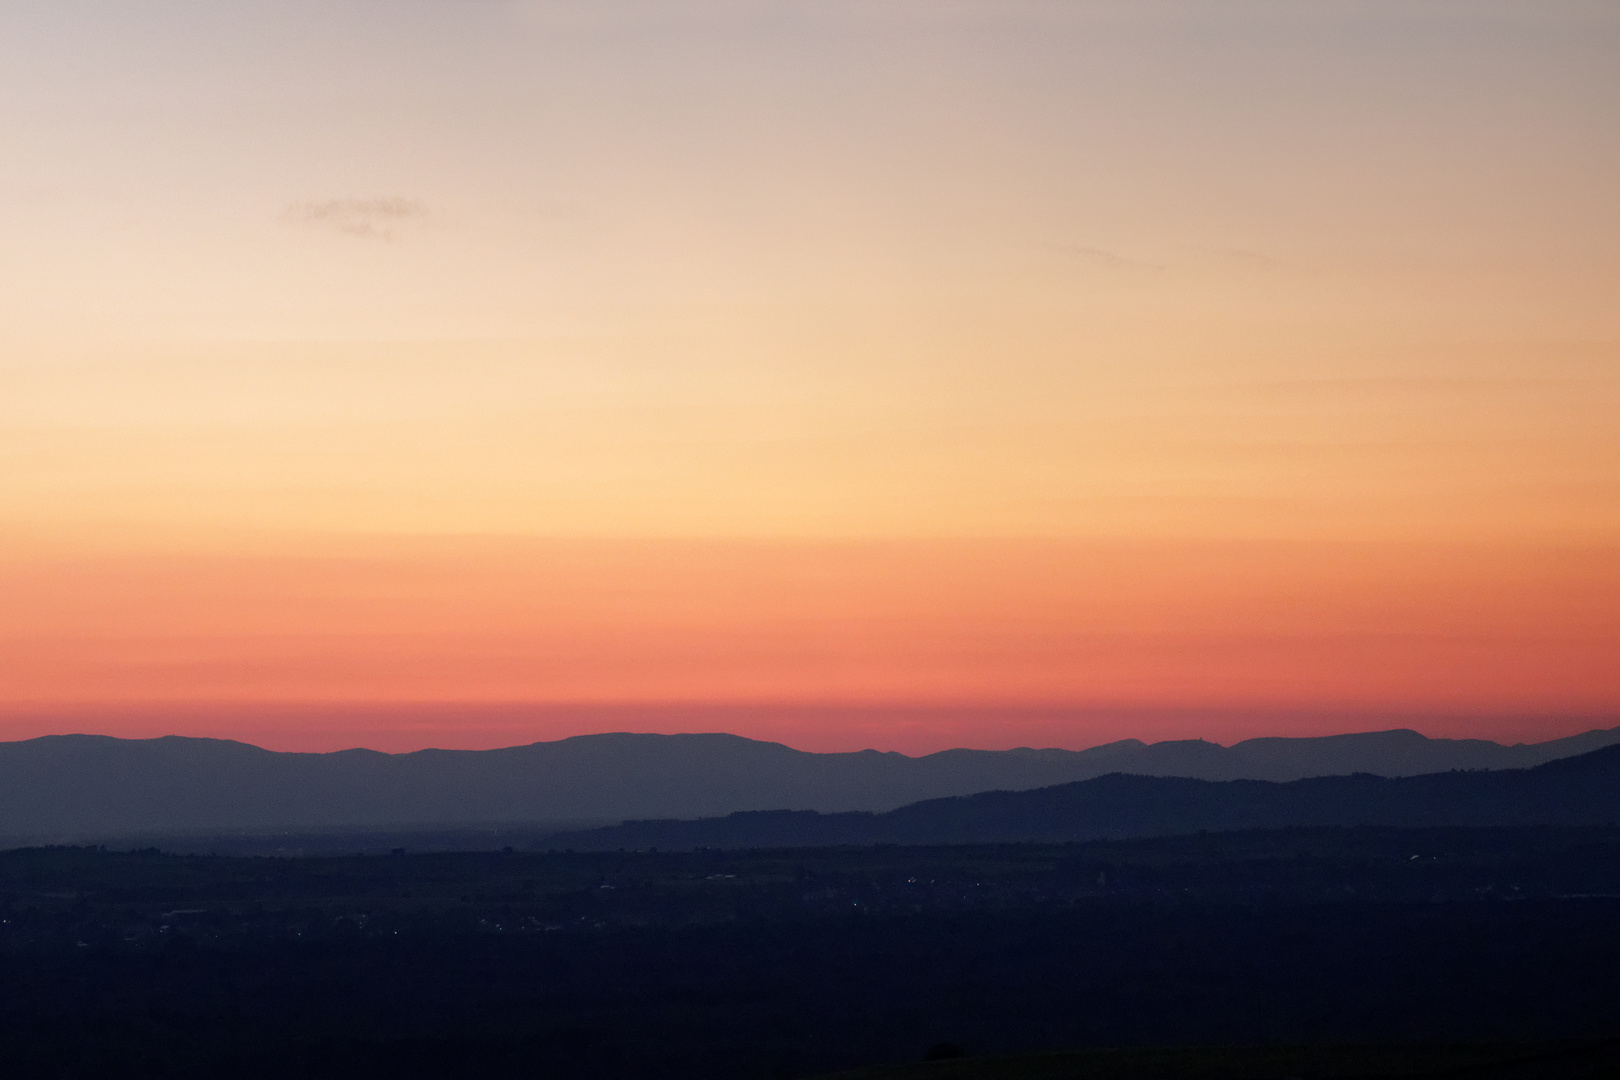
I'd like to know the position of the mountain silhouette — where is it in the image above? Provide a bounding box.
[0,725,1615,841]
[539,742,1620,850]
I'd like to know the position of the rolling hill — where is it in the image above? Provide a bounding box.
[0,725,1615,840]
[538,742,1620,850]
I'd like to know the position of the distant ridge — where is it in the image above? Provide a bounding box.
[540,742,1620,850]
[0,725,1615,841]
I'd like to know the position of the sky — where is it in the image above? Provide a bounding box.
[1,0,1617,753]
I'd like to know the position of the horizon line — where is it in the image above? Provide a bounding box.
[5,720,1618,760]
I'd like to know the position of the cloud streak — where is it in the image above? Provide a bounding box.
[1041,243,1164,273]
[1205,247,1314,275]
[284,198,427,241]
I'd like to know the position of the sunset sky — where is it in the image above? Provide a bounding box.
[2,1,1617,753]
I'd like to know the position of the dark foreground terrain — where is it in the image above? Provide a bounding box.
[823,1042,1620,1079]
[2,826,1618,1078]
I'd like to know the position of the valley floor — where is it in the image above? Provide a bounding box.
[1,827,1617,1079]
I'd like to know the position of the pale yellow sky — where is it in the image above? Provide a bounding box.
[3,1,1617,543]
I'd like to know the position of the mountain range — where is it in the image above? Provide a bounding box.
[542,742,1620,850]
[0,724,1616,841]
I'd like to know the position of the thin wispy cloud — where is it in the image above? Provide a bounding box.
[1205,247,1314,275]
[284,197,428,241]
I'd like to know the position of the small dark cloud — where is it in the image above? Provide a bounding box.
[285,197,427,240]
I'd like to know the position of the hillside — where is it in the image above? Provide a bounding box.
[538,743,1620,850]
[0,725,1614,840]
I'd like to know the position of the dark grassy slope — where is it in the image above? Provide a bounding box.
[2,726,1617,840]
[539,743,1620,850]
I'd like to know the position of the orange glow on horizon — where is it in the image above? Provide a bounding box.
[2,3,1617,751]
[3,537,1615,751]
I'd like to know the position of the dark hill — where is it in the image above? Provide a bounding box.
[0,725,1614,841]
[537,743,1620,850]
